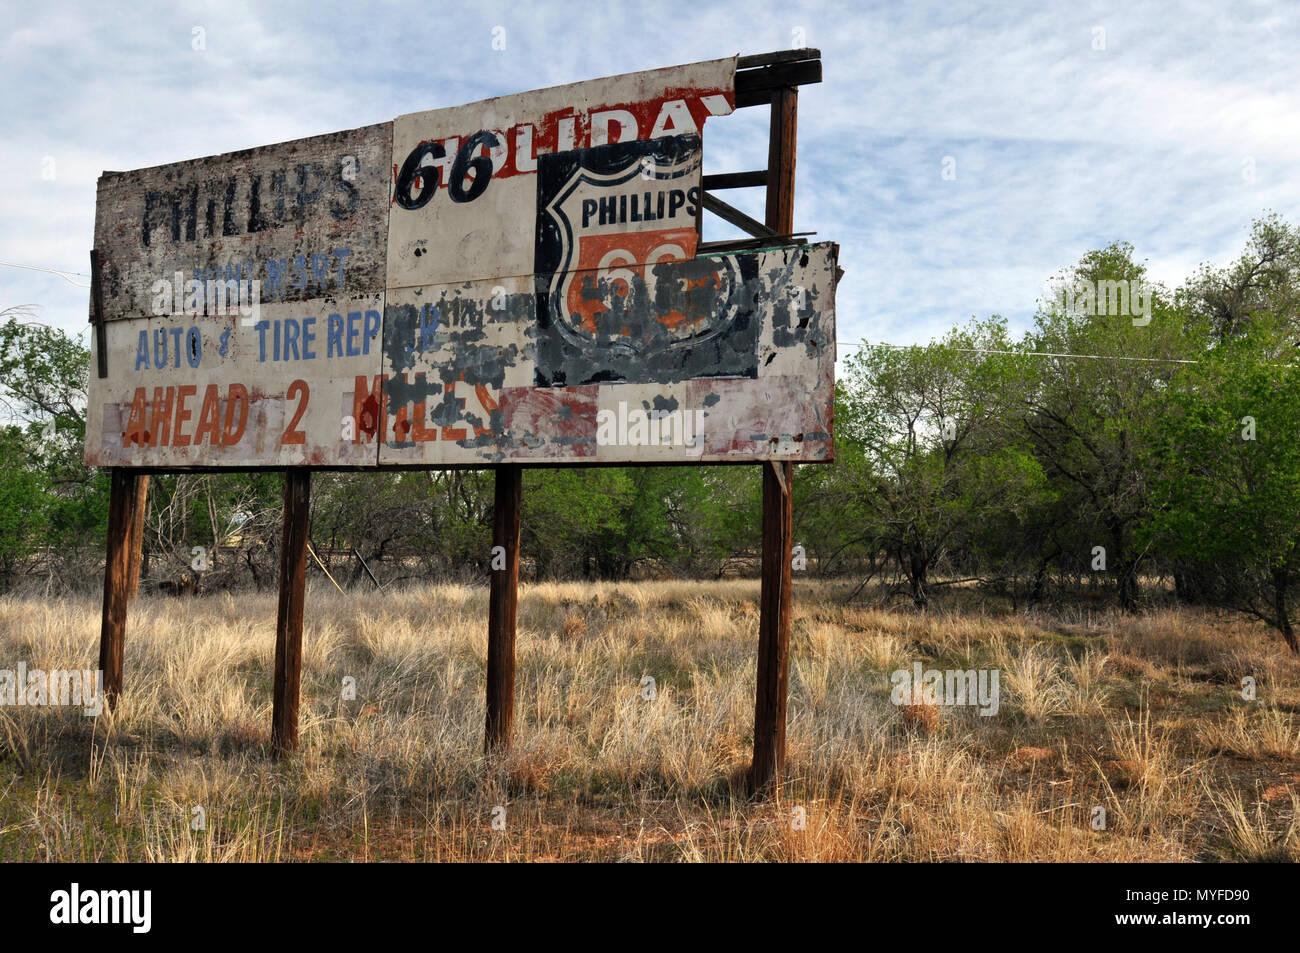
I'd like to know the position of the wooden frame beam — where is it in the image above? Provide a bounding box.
[702,170,768,191]
[735,57,821,109]
[764,87,799,235]
[89,249,107,379]
[737,48,821,70]
[702,192,777,239]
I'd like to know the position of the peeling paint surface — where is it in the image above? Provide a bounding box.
[84,57,836,469]
[378,243,837,466]
[91,124,392,322]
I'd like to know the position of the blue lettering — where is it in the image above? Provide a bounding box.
[333,248,351,288]
[302,316,317,359]
[346,310,361,356]
[255,320,271,362]
[284,318,301,361]
[327,313,343,358]
[266,258,285,300]
[419,304,439,352]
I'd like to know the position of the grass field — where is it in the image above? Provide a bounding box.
[1,579,1298,862]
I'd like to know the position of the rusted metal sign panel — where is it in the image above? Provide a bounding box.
[84,57,838,469]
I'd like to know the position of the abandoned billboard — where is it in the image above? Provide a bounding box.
[83,56,838,469]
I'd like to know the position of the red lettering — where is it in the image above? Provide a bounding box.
[471,384,499,438]
[122,388,148,447]
[149,386,174,447]
[440,382,467,440]
[222,384,248,446]
[412,397,437,441]
[353,374,386,443]
[281,379,308,446]
[172,385,197,447]
[193,384,222,446]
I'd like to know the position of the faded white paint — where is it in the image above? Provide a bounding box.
[386,57,734,290]
[86,294,384,467]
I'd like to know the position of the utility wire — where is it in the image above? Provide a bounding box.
[0,260,90,288]
[839,340,1200,365]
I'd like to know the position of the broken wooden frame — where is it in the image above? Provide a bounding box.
[91,48,824,795]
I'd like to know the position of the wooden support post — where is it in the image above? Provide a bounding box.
[99,467,141,710]
[272,469,311,758]
[765,87,798,235]
[485,465,522,754]
[126,475,148,599]
[752,460,794,793]
[750,84,800,795]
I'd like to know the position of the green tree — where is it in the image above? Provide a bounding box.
[1147,332,1300,652]
[1016,243,1194,610]
[0,426,50,578]
[0,312,107,588]
[840,317,1046,607]
[1180,214,1300,346]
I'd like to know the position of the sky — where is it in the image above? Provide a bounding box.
[1,0,1297,361]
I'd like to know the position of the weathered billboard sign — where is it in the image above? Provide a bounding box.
[84,56,837,469]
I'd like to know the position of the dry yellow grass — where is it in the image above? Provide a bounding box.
[1,579,1298,862]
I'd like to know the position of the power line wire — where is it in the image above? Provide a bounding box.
[0,260,90,288]
[839,340,1200,365]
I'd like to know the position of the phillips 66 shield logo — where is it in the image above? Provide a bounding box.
[533,134,759,387]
